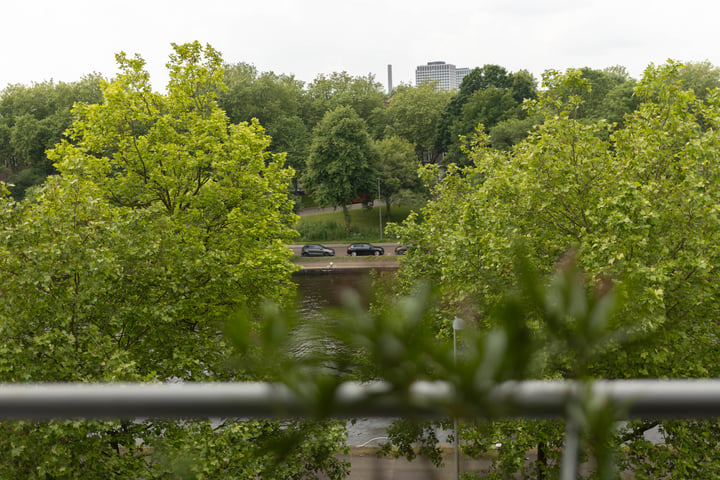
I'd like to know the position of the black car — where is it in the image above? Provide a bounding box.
[395,243,412,255]
[301,244,335,257]
[347,243,384,256]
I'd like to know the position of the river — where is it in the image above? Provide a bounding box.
[291,269,453,447]
[293,270,377,315]
[292,269,399,446]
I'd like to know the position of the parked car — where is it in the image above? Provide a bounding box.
[347,243,384,256]
[301,244,335,257]
[395,243,413,255]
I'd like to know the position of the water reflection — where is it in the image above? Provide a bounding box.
[290,270,382,358]
[292,271,376,319]
[291,270,398,445]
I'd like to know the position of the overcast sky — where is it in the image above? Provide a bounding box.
[3,0,719,92]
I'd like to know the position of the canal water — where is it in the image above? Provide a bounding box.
[291,269,452,448]
[292,270,377,317]
[291,269,397,447]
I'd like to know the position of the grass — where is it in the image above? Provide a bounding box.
[296,205,413,243]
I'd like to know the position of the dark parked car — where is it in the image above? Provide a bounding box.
[395,243,412,255]
[301,244,335,257]
[347,243,384,256]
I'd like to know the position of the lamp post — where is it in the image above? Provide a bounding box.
[453,316,465,480]
[377,178,382,241]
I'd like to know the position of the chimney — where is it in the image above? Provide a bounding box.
[387,64,393,94]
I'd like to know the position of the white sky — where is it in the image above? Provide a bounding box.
[3,0,719,92]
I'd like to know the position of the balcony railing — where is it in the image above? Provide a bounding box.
[2,379,720,479]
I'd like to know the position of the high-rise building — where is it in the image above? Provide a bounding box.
[415,61,469,91]
[455,67,471,86]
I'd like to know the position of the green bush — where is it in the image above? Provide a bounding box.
[296,220,358,241]
[296,205,416,242]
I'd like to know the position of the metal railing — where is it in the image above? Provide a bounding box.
[2,379,720,478]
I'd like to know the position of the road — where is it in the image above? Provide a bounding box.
[290,243,401,257]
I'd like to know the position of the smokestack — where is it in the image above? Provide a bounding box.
[387,64,393,94]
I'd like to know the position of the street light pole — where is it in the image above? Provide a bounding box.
[378,178,383,241]
[453,316,465,480]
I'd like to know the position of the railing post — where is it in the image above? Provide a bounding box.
[453,317,465,480]
[560,414,581,480]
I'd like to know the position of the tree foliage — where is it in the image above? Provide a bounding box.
[302,105,378,231]
[303,71,386,134]
[388,61,720,477]
[0,76,103,198]
[385,83,453,162]
[0,42,348,479]
[217,62,310,189]
[434,65,538,164]
[373,135,423,217]
[540,66,640,126]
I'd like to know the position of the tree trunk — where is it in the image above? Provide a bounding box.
[537,441,547,480]
[342,204,351,234]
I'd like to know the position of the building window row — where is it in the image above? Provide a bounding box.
[415,61,470,92]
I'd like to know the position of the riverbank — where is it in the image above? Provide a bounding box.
[293,256,399,273]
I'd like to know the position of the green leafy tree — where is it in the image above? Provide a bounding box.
[302,72,387,135]
[0,42,348,479]
[672,60,720,101]
[540,66,640,127]
[265,114,310,193]
[302,105,378,232]
[385,83,453,163]
[488,116,540,150]
[373,135,422,218]
[0,76,103,197]
[218,63,311,192]
[219,62,305,126]
[389,61,720,477]
[435,65,538,164]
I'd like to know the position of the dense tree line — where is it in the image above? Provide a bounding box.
[1,57,651,213]
[0,76,103,197]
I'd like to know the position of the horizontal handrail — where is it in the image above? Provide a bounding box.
[0,379,718,420]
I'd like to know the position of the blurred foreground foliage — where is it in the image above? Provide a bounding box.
[229,251,634,479]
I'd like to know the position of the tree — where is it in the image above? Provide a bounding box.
[540,66,639,126]
[673,60,720,102]
[302,72,387,135]
[444,87,521,162]
[267,114,311,193]
[302,105,378,232]
[217,63,312,193]
[488,116,540,150]
[373,136,422,218]
[0,42,348,479]
[434,65,538,164]
[384,83,453,163]
[389,62,720,477]
[219,62,306,127]
[0,76,103,198]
